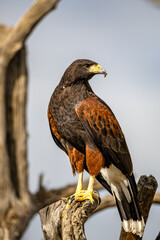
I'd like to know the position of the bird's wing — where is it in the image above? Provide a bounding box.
[75,96,133,175]
[48,107,67,154]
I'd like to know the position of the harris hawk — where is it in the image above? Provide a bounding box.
[48,59,145,236]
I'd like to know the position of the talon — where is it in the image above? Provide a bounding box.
[85,190,99,204]
[67,194,76,203]
[66,175,100,209]
[65,189,100,209]
[66,194,75,209]
[93,190,100,197]
[67,196,71,202]
[71,195,75,201]
[67,197,71,204]
[93,190,101,205]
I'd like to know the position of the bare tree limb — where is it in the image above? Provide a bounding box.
[153,192,160,204]
[149,0,160,5]
[94,191,160,215]
[155,232,160,240]
[94,194,115,213]
[0,0,60,64]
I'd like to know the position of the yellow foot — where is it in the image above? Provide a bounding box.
[66,190,100,209]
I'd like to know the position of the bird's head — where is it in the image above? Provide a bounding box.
[60,59,107,87]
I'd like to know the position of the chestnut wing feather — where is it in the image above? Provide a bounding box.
[76,96,133,175]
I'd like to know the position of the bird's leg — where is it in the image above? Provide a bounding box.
[69,171,87,199]
[66,175,100,209]
[81,175,100,203]
[76,172,83,192]
[66,172,85,209]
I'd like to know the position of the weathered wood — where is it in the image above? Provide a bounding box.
[150,0,160,5]
[0,0,60,64]
[40,198,99,240]
[0,24,31,239]
[155,232,160,240]
[0,24,13,215]
[0,0,60,239]
[40,200,65,240]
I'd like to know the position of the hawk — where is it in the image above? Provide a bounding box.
[48,59,145,236]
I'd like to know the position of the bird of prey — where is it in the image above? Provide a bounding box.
[48,59,145,236]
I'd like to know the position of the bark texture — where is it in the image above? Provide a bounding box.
[40,199,99,240]
[0,24,30,240]
[0,0,60,239]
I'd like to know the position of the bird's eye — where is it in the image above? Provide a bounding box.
[84,64,90,69]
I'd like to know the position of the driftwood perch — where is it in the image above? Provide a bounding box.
[39,175,157,240]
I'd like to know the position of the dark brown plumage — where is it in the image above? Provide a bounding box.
[48,59,145,236]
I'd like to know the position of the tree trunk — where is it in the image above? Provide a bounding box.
[0,24,30,240]
[0,0,60,238]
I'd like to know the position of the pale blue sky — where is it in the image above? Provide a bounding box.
[1,0,160,239]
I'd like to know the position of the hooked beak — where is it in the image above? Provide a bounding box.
[89,64,107,77]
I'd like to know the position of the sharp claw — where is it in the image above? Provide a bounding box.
[71,195,75,201]
[98,196,101,205]
[93,190,101,205]
[66,196,74,209]
[93,190,100,197]
[67,195,75,205]
[67,196,70,201]
[67,197,71,204]
[66,190,101,209]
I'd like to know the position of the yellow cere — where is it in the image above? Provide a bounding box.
[89,64,102,73]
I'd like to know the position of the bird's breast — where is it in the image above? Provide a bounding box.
[49,85,89,153]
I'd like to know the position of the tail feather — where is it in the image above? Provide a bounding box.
[115,187,145,237]
[99,166,145,237]
[96,172,112,194]
[113,176,145,237]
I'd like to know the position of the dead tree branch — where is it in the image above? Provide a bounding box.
[149,0,160,5]
[0,0,60,65]
[155,232,160,240]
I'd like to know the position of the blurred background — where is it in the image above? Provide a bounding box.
[0,0,160,239]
